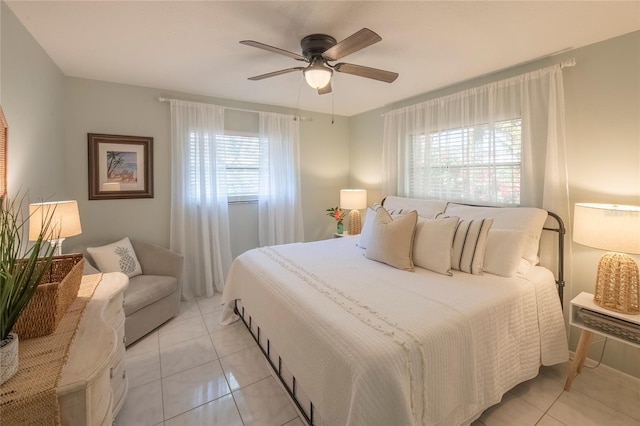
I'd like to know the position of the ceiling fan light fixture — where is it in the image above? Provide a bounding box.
[303,60,332,89]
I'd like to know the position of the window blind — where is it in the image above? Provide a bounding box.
[187,132,262,202]
[408,118,522,205]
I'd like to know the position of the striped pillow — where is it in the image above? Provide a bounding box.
[451,218,494,274]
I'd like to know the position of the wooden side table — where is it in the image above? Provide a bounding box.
[564,292,640,391]
[333,232,352,238]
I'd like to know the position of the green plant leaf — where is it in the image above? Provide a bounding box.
[0,194,57,341]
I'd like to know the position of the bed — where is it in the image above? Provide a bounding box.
[220,197,569,426]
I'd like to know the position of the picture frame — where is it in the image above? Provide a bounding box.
[88,133,154,200]
[0,106,7,199]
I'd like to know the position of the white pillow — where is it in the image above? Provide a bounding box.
[365,208,418,271]
[483,229,528,277]
[517,258,535,276]
[87,237,143,277]
[451,218,493,274]
[358,207,377,249]
[444,204,547,265]
[413,216,459,275]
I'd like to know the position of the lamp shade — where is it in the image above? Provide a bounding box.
[303,59,332,89]
[573,203,640,254]
[340,189,367,210]
[29,200,82,240]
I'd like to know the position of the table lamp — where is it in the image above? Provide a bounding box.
[573,203,640,314]
[29,200,82,256]
[340,189,367,235]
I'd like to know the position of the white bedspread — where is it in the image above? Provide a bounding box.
[221,237,568,426]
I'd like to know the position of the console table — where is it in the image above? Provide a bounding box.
[58,272,129,425]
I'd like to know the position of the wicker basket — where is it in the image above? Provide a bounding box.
[12,254,85,340]
[577,308,640,345]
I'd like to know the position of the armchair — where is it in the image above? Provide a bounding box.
[79,239,184,346]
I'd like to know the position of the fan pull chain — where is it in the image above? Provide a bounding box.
[295,74,304,120]
[331,89,335,125]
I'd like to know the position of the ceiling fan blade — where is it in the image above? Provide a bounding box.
[247,67,305,81]
[334,63,399,83]
[318,81,332,95]
[322,28,382,61]
[240,40,306,61]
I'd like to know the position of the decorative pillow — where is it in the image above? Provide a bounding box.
[87,237,143,277]
[444,203,547,265]
[365,208,418,271]
[358,207,378,249]
[413,216,459,275]
[359,204,406,249]
[483,229,528,277]
[451,218,493,274]
[517,258,535,276]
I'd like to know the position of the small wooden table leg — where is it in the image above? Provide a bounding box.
[564,330,594,391]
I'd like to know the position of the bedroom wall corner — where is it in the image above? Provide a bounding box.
[348,106,385,206]
[300,111,350,242]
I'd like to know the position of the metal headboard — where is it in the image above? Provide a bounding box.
[543,211,566,307]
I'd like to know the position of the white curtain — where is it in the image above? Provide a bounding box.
[258,112,304,246]
[383,64,569,219]
[169,100,232,298]
[382,64,570,300]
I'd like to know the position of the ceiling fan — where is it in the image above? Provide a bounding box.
[240,28,399,95]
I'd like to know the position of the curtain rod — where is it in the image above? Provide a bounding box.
[158,96,311,121]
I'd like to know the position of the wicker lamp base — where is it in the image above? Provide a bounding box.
[593,252,639,314]
[347,209,362,235]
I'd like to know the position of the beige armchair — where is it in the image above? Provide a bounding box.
[79,239,184,346]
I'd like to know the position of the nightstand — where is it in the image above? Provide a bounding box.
[564,292,640,391]
[333,232,352,238]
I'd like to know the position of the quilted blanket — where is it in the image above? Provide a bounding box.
[221,238,568,426]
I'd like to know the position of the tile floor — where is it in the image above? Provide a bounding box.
[116,294,640,426]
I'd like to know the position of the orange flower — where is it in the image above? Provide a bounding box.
[326,206,344,222]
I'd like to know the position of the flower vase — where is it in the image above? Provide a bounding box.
[0,332,19,385]
[337,221,344,234]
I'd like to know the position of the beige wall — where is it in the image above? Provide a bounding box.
[63,78,350,253]
[349,31,640,378]
[1,2,67,200]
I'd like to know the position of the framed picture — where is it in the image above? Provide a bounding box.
[0,106,7,198]
[88,133,154,200]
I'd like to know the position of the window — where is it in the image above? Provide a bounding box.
[408,118,522,205]
[188,132,262,203]
[218,133,261,202]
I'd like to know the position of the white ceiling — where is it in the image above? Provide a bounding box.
[6,1,640,117]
